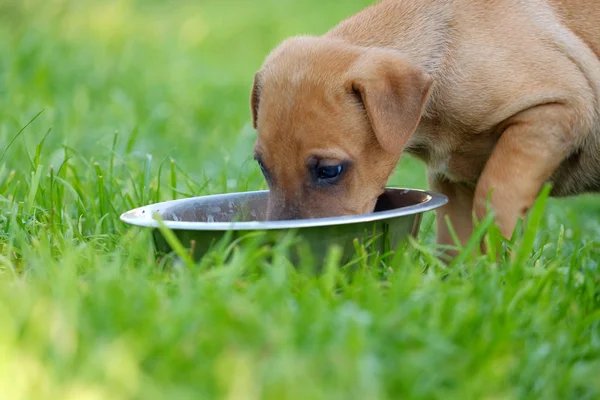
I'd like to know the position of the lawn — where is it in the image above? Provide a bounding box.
[0,0,599,399]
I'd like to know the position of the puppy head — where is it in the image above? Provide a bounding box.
[251,36,432,220]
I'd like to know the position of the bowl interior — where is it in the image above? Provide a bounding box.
[154,189,431,224]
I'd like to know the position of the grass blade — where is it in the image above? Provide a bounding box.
[154,214,195,268]
[512,183,552,268]
[34,128,52,169]
[26,165,43,214]
[449,211,495,268]
[0,109,45,164]
[170,158,177,200]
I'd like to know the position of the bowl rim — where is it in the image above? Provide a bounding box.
[119,187,448,231]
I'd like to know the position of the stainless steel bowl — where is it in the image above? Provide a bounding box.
[120,187,447,264]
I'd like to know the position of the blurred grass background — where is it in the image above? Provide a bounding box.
[1,0,426,190]
[0,1,599,399]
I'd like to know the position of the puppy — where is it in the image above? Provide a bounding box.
[250,0,600,250]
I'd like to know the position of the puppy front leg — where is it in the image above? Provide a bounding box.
[428,175,476,255]
[474,104,583,239]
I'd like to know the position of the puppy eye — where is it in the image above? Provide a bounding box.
[257,159,268,178]
[317,164,343,181]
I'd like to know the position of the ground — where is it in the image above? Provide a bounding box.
[0,1,599,399]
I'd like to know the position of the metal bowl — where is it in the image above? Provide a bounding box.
[120,187,447,264]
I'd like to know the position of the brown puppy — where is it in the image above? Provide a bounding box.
[250,0,600,250]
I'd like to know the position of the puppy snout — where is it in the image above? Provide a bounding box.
[267,207,302,221]
[266,200,303,221]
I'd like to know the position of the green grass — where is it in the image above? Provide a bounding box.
[0,1,599,399]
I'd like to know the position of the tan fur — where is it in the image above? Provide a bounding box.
[250,0,600,248]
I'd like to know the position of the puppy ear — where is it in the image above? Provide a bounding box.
[351,52,433,154]
[250,72,262,129]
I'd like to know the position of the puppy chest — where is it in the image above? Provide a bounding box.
[406,142,491,185]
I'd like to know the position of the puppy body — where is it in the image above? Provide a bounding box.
[252,0,600,247]
[328,0,600,193]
